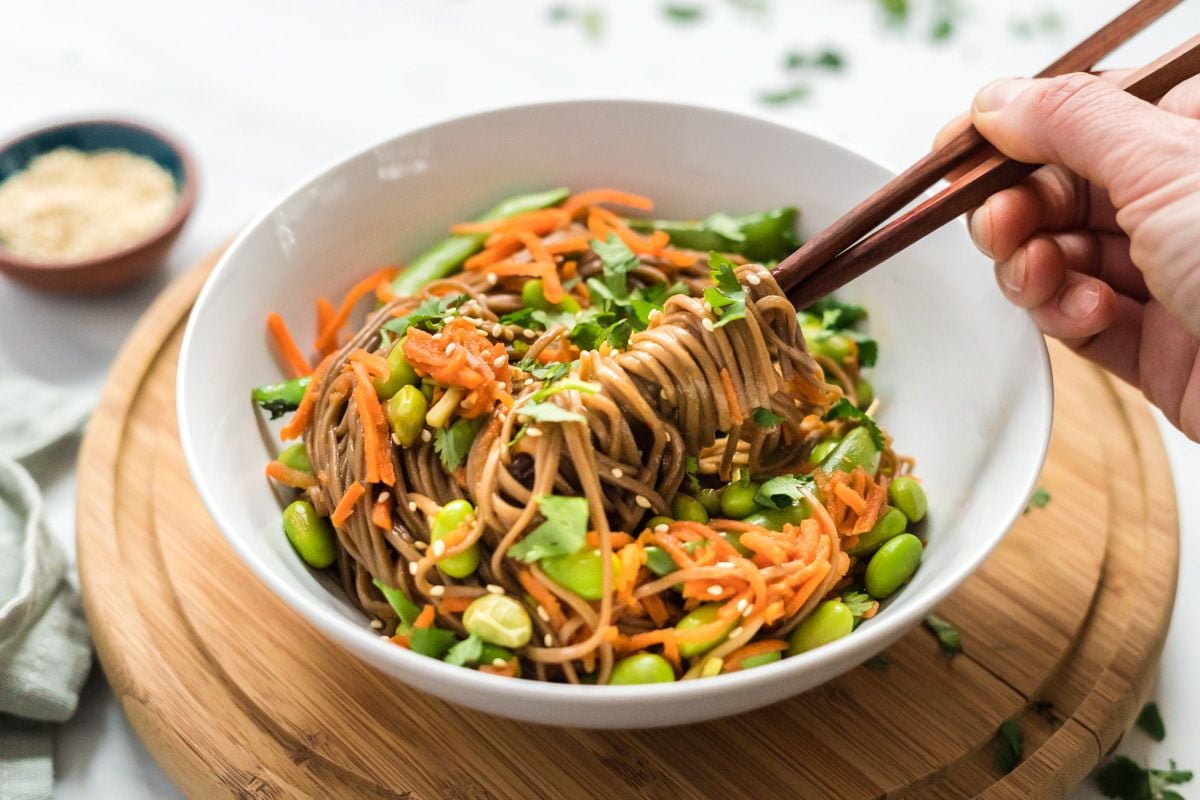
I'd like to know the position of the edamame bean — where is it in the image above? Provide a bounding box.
[609,652,676,685]
[809,333,854,363]
[864,533,923,599]
[696,488,722,514]
[373,341,419,399]
[787,600,854,655]
[463,594,532,648]
[809,438,839,465]
[855,378,875,409]
[719,482,762,519]
[675,602,736,659]
[889,476,927,523]
[430,499,480,578]
[282,500,337,569]
[540,549,621,601]
[821,426,881,476]
[672,494,710,524]
[739,650,783,670]
[278,443,312,473]
[521,279,582,313]
[386,385,428,447]
[847,507,907,556]
[741,504,811,531]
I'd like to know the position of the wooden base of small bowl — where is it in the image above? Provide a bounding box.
[76,248,1178,799]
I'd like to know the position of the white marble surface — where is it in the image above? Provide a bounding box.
[2,0,1197,796]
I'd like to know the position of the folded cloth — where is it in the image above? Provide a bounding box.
[0,372,93,800]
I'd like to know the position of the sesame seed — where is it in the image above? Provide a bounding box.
[526,427,543,438]
[634,495,651,509]
[543,633,554,647]
[445,343,458,355]
[380,634,391,640]
[491,325,504,338]
[378,492,390,503]
[486,584,505,595]
[654,523,669,534]
[736,598,748,613]
[611,467,624,479]
[743,604,754,617]
[492,658,508,668]
[729,626,744,639]
[432,333,443,341]
[716,561,735,569]
[523,378,533,386]
[485,273,498,286]
[523,329,536,339]
[415,540,428,550]
[430,585,445,597]
[707,585,723,596]
[664,432,671,443]
[431,540,446,558]
[408,561,419,575]
[536,606,551,622]
[503,329,514,341]
[702,302,713,313]
[701,318,715,332]
[408,501,418,512]
[392,433,402,445]
[493,355,507,368]
[370,619,383,630]
[746,273,762,286]
[420,429,432,443]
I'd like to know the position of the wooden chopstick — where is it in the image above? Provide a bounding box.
[781,34,1200,309]
[771,0,1183,300]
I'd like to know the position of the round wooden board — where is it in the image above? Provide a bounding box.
[77,249,1179,800]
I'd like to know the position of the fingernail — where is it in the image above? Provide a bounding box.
[1000,249,1026,294]
[969,204,994,258]
[974,78,1032,114]
[1060,282,1100,319]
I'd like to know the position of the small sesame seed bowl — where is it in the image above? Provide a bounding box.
[0,118,197,293]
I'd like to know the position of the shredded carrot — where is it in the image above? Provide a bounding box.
[544,236,591,255]
[641,592,669,628]
[315,297,335,333]
[375,281,397,305]
[834,482,867,515]
[372,494,392,530]
[661,633,681,671]
[450,208,569,236]
[718,369,743,425]
[586,531,633,549]
[413,604,436,629]
[349,348,390,380]
[465,239,522,270]
[514,231,563,303]
[314,267,399,355]
[518,570,567,630]
[563,188,654,218]
[266,312,312,378]
[723,639,788,672]
[350,361,395,486]
[280,354,334,441]
[480,659,520,677]
[331,482,366,527]
[265,460,316,489]
[403,318,511,417]
[438,596,473,614]
[588,207,665,256]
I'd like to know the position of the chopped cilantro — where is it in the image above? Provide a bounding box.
[685,456,701,493]
[702,212,747,243]
[532,378,600,402]
[1097,756,1193,800]
[876,0,909,26]
[382,294,466,338]
[759,85,811,106]
[434,416,486,473]
[755,474,814,510]
[842,591,874,621]
[704,252,747,328]
[785,48,846,71]
[444,633,485,666]
[1137,702,1166,743]
[865,654,890,671]
[994,719,1023,774]
[806,297,867,330]
[1025,487,1051,513]
[854,334,879,368]
[752,406,786,428]
[823,398,885,451]
[509,495,590,562]
[592,233,638,300]
[924,613,962,657]
[663,3,704,22]
[515,358,574,382]
[517,401,587,424]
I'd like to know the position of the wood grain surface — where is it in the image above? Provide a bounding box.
[76,249,1179,799]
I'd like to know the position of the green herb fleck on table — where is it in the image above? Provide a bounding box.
[1096,756,1192,800]
[924,613,962,657]
[994,719,1023,774]
[1137,702,1166,743]
[864,654,890,671]
[547,4,604,40]
[785,48,846,71]
[759,85,811,107]
[663,4,705,23]
[1025,487,1051,513]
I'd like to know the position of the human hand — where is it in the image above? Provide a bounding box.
[949,73,1200,440]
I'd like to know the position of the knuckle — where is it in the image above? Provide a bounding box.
[1031,74,1111,131]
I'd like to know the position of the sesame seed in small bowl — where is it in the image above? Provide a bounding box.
[0,118,197,294]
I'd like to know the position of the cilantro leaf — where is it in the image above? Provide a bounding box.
[842,590,874,620]
[1025,487,1052,513]
[382,294,466,337]
[444,633,485,666]
[702,212,747,243]
[823,398,885,452]
[508,495,590,563]
[1097,756,1193,800]
[685,456,700,493]
[434,416,486,473]
[532,378,600,402]
[864,654,890,671]
[663,3,704,22]
[516,402,587,424]
[1137,702,1166,742]
[515,358,574,382]
[853,334,878,368]
[705,252,747,328]
[924,613,962,658]
[409,624,457,659]
[806,297,867,330]
[994,719,1023,774]
[591,234,638,300]
[372,579,422,629]
[755,474,814,510]
[752,406,786,428]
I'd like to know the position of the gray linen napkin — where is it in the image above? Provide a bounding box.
[0,372,93,800]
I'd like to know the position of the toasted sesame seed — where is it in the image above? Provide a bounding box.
[485,273,498,286]
[431,540,446,558]
[503,329,514,341]
[392,433,402,445]
[415,540,428,550]
[746,273,762,286]
[523,329,537,339]
[543,633,554,647]
[408,501,418,512]
[420,429,432,443]
[701,318,715,332]
[526,427,543,438]
[736,598,748,613]
[536,606,551,622]
[611,467,624,479]
[432,332,443,341]
[370,619,383,630]
[743,604,754,617]
[380,634,391,640]
[486,584,505,595]
[429,585,445,597]
[634,495,651,509]
[729,626,744,639]
[492,658,508,668]
[445,343,458,355]
[493,355,507,368]
[707,584,723,596]
[654,523,669,534]
[408,561,419,575]
[702,302,713,313]
[378,492,390,503]
[524,378,533,386]
[491,324,504,338]
[664,432,671,443]
[716,561,735,569]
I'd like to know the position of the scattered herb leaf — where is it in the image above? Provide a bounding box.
[591,234,638,300]
[1097,756,1193,800]
[1025,487,1052,513]
[704,252,747,328]
[382,294,466,338]
[1137,703,1166,743]
[994,719,1023,774]
[685,456,701,493]
[823,398,885,451]
[755,474,815,510]
[444,633,485,666]
[532,378,601,402]
[663,3,705,22]
[806,297,867,330]
[924,613,962,657]
[785,47,846,71]
[752,406,786,428]
[865,654,890,670]
[509,495,590,562]
[434,416,486,473]
[843,590,875,620]
[759,85,812,106]
[517,401,588,425]
[516,358,574,382]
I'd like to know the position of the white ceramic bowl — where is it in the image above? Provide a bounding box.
[178,100,1052,729]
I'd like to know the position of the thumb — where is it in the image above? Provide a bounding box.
[971,74,1199,209]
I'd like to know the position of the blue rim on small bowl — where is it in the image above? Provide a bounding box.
[0,118,198,293]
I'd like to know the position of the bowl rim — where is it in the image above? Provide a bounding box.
[0,117,199,273]
[178,98,1054,707]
